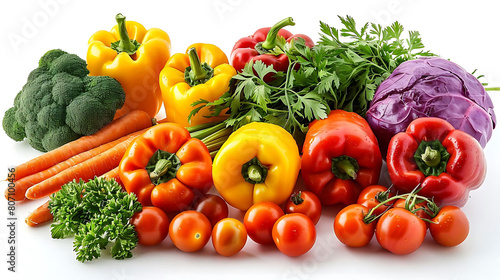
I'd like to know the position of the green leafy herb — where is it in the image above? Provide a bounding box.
[190,15,434,144]
[48,177,142,262]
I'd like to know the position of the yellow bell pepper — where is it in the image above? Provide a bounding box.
[159,43,236,127]
[212,122,301,211]
[87,14,171,119]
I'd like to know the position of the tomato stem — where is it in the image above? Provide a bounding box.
[363,184,440,224]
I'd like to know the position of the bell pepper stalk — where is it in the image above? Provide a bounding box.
[301,110,383,206]
[230,17,314,81]
[386,117,487,207]
[212,122,301,211]
[159,43,236,127]
[118,123,213,213]
[87,13,171,119]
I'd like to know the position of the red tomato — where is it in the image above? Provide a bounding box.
[169,210,211,252]
[284,191,322,225]
[151,180,194,213]
[130,206,169,246]
[272,213,316,257]
[429,206,469,247]
[376,207,427,255]
[193,194,229,228]
[334,204,375,247]
[357,185,393,216]
[212,218,247,257]
[244,201,284,245]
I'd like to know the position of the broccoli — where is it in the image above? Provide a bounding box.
[2,49,126,152]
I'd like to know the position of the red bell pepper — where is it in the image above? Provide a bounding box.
[386,117,487,207]
[301,110,383,206]
[230,17,314,81]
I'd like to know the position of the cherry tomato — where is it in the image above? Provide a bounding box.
[272,213,316,257]
[393,198,431,228]
[151,180,194,213]
[130,206,169,246]
[334,204,375,247]
[429,206,469,247]
[212,218,247,257]
[376,207,427,255]
[244,201,284,245]
[193,194,229,227]
[357,185,393,216]
[284,191,322,225]
[169,210,211,252]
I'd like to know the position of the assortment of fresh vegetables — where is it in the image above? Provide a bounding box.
[3,13,497,262]
[87,13,171,119]
[2,49,126,152]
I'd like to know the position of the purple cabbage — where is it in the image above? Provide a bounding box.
[366,56,496,157]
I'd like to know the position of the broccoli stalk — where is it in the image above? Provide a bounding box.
[2,49,126,152]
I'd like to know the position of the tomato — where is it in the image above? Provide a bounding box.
[376,207,427,255]
[151,180,194,213]
[284,191,322,225]
[357,185,393,216]
[429,206,469,247]
[193,194,229,228]
[169,210,212,252]
[334,204,375,247]
[244,201,284,245]
[272,213,316,257]
[393,198,431,228]
[212,218,247,256]
[130,206,169,246]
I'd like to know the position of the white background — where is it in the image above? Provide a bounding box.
[1,1,499,279]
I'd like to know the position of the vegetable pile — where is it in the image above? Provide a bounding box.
[3,13,497,262]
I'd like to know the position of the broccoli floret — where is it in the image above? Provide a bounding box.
[2,107,26,141]
[42,125,81,151]
[24,121,47,152]
[52,73,84,106]
[2,49,126,152]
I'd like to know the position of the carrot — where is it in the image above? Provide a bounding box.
[25,200,52,227]
[13,110,152,180]
[25,136,137,200]
[100,167,123,187]
[7,128,146,201]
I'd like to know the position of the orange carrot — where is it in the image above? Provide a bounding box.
[13,110,152,180]
[8,129,146,201]
[25,136,137,200]
[100,167,123,188]
[25,200,52,227]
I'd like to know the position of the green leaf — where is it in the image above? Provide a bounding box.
[252,60,277,80]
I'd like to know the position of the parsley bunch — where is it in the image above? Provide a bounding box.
[191,15,434,144]
[48,177,142,262]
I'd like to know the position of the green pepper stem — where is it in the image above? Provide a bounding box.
[114,13,139,55]
[261,17,295,50]
[247,165,264,183]
[336,159,357,180]
[150,159,172,180]
[421,146,441,167]
[187,47,207,81]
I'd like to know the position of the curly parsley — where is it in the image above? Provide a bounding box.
[48,177,142,262]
